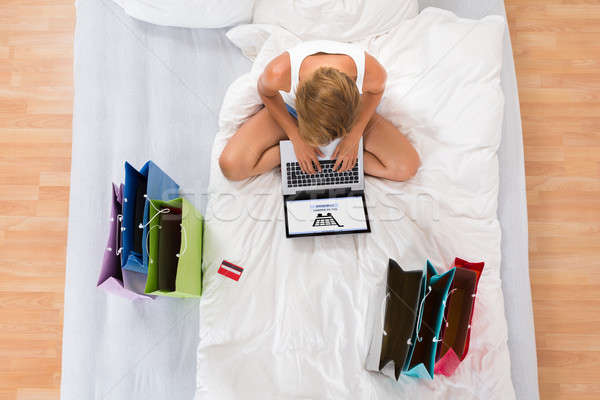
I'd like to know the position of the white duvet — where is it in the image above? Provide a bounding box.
[196,8,514,400]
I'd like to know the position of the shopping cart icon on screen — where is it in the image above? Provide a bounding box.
[312,213,344,228]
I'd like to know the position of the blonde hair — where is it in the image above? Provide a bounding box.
[295,67,360,146]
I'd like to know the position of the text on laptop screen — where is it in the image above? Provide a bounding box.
[286,196,368,235]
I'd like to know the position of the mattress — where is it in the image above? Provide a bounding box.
[61,0,538,399]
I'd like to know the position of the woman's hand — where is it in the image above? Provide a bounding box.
[332,133,361,172]
[291,137,324,174]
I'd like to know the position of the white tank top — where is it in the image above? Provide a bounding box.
[280,40,366,108]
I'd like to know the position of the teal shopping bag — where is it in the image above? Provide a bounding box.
[404,260,455,379]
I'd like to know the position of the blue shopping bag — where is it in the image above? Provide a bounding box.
[121,161,179,273]
[403,260,455,379]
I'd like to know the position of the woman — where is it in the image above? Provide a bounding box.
[219,40,420,181]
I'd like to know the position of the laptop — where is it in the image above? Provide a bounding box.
[280,138,371,238]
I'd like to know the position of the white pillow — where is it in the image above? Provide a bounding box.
[227,24,300,60]
[111,0,255,29]
[252,0,418,41]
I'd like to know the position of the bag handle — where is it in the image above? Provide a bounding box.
[442,288,458,328]
[139,195,170,229]
[416,286,432,343]
[406,285,432,346]
[106,214,123,256]
[142,200,188,261]
[145,224,161,264]
[176,224,187,258]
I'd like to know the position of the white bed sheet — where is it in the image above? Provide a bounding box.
[198,9,512,398]
[62,0,538,399]
[420,2,539,399]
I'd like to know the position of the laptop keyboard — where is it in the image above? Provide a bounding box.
[285,160,359,188]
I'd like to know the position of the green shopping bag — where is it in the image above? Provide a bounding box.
[144,197,203,298]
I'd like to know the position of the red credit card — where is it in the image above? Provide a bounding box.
[218,260,243,281]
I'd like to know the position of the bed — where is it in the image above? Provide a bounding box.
[61,0,538,399]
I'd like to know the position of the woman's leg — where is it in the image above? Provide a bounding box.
[363,113,420,182]
[219,107,289,181]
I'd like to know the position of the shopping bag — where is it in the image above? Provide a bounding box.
[144,197,203,298]
[366,259,424,380]
[97,183,152,301]
[404,260,455,379]
[434,258,484,376]
[121,161,179,274]
[157,208,182,291]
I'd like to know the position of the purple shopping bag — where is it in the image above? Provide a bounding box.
[97,183,152,301]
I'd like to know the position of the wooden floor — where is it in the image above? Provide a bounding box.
[0,1,74,399]
[0,1,598,399]
[505,1,600,399]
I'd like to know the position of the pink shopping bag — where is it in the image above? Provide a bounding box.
[434,258,484,376]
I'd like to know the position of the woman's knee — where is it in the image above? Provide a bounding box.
[387,155,420,182]
[219,146,248,181]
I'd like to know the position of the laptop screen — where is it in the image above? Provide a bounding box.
[284,193,370,237]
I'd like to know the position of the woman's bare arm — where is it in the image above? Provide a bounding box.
[353,53,387,136]
[257,53,323,173]
[257,53,301,140]
[332,53,387,171]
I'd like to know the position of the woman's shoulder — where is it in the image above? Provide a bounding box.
[259,52,292,93]
[362,53,387,94]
